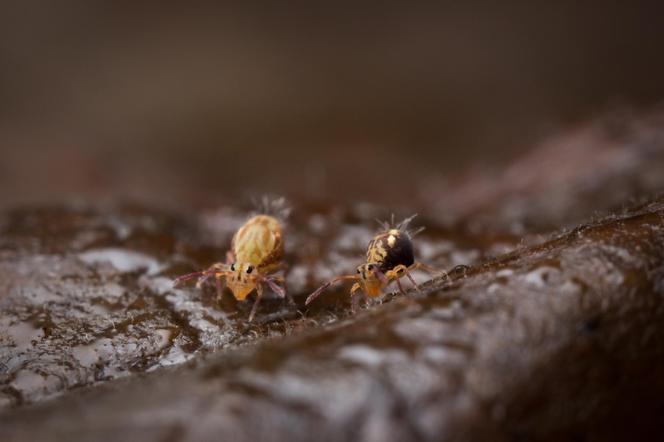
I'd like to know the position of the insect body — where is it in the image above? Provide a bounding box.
[305,215,439,312]
[174,214,287,322]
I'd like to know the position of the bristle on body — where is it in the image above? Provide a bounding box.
[251,195,291,222]
[375,214,424,237]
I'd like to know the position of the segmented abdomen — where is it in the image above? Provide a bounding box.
[232,215,283,269]
[367,229,414,272]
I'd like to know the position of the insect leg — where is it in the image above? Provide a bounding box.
[305,275,359,305]
[248,284,264,322]
[196,275,210,289]
[266,274,294,305]
[261,275,286,299]
[215,274,226,299]
[409,262,449,284]
[279,278,296,306]
[404,271,422,293]
[350,282,364,313]
[270,275,285,283]
[385,264,406,279]
[385,264,422,295]
[372,268,389,285]
[410,262,445,277]
[395,277,408,296]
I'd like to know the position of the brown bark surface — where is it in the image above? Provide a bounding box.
[2,115,664,441]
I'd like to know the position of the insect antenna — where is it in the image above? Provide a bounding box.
[305,281,335,305]
[305,275,358,305]
[173,271,203,287]
[173,268,216,287]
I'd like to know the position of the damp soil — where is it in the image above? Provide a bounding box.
[2,113,664,441]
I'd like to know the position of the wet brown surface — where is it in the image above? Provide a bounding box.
[2,196,664,441]
[0,202,496,409]
[1,114,664,440]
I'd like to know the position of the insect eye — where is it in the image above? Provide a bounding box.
[246,266,253,274]
[230,264,236,271]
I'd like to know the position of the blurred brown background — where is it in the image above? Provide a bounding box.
[1,2,663,207]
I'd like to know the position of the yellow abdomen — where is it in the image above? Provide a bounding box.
[232,215,283,269]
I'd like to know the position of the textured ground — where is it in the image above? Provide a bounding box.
[1,113,664,441]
